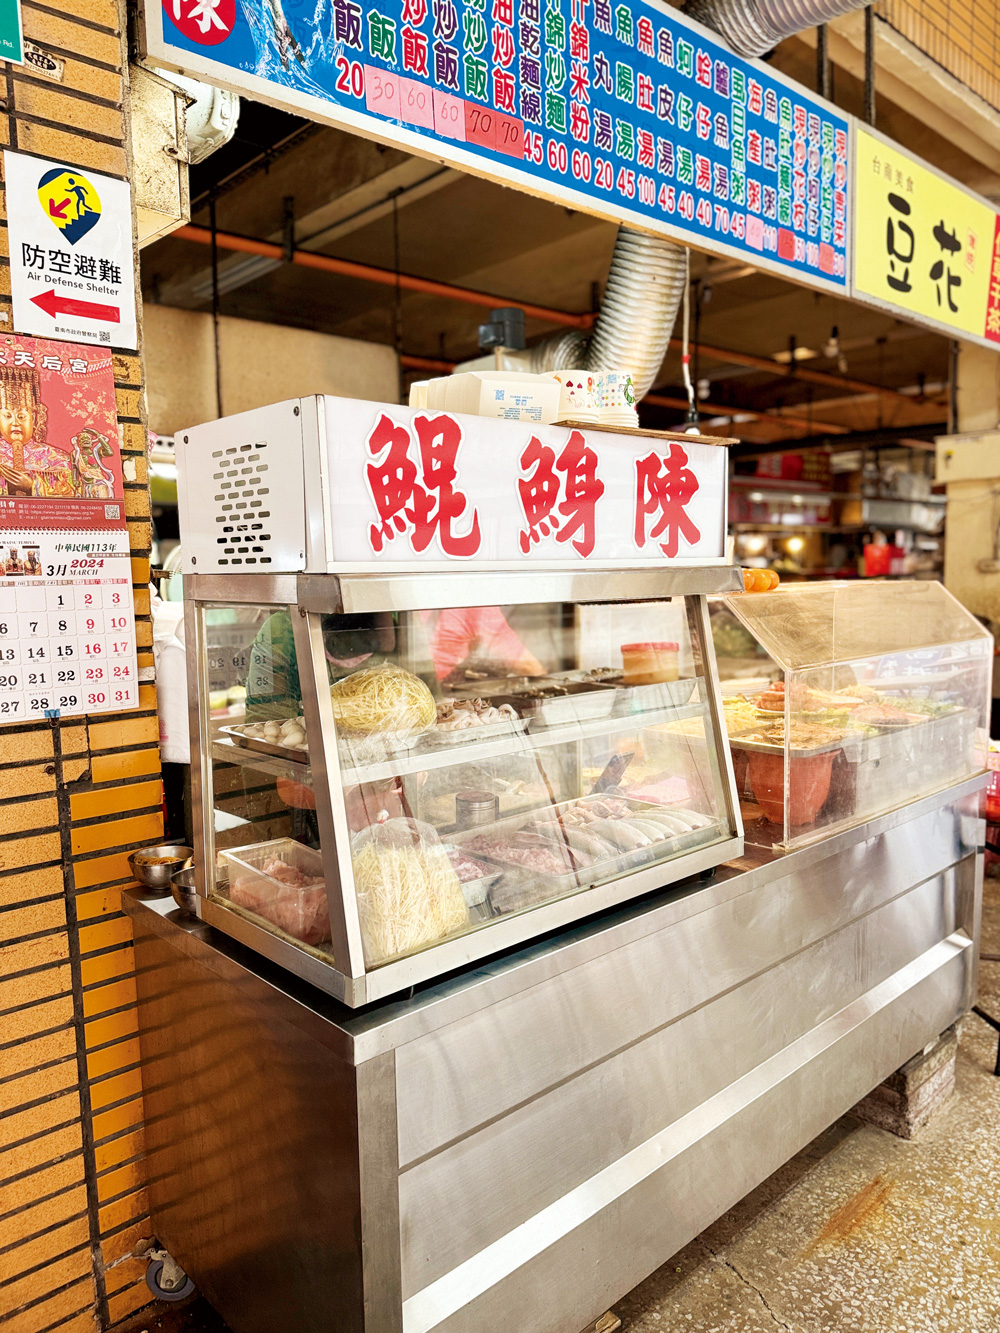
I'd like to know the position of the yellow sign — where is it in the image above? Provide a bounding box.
[36,167,102,245]
[854,128,1000,346]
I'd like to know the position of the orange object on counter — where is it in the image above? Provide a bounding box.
[741,568,779,592]
[621,641,680,684]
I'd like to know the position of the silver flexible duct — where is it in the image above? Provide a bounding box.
[530,229,688,398]
[684,0,866,58]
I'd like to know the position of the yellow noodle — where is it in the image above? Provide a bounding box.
[331,664,436,736]
[354,842,469,966]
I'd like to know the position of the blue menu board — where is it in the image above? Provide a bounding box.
[146,0,850,290]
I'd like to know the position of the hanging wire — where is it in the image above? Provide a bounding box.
[210,197,223,420]
[681,250,699,429]
[392,194,404,404]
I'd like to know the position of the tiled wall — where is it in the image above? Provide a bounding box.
[0,1,162,1329]
[878,0,1000,113]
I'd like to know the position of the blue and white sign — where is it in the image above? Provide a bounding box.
[143,0,850,290]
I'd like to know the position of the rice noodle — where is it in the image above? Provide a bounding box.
[331,664,436,737]
[353,819,470,966]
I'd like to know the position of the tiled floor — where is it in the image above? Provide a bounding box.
[123,875,1000,1333]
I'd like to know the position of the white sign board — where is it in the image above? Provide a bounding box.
[4,150,137,349]
[322,398,727,567]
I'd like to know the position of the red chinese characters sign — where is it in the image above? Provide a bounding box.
[365,412,481,557]
[518,431,605,558]
[985,216,1000,345]
[356,407,718,565]
[634,444,701,558]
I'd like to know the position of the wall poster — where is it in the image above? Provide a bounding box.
[0,334,139,724]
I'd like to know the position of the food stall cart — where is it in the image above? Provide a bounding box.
[124,396,990,1333]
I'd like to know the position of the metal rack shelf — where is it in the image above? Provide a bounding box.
[212,697,709,786]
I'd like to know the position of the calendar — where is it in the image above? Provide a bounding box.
[0,334,138,725]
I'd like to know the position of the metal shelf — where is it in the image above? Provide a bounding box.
[212,698,709,786]
[338,698,708,783]
[212,740,312,781]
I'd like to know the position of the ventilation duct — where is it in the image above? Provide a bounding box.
[684,0,868,59]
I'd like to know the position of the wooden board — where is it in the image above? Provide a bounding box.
[555,421,738,448]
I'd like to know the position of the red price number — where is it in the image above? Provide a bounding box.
[334,57,365,99]
[524,130,544,165]
[399,76,434,129]
[594,158,613,191]
[433,90,466,140]
[365,67,400,119]
[465,103,496,150]
[495,114,523,158]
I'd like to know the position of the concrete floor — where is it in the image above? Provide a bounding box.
[614,869,1000,1333]
[123,875,1000,1333]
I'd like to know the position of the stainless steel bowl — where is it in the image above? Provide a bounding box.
[170,866,200,914]
[128,844,193,891]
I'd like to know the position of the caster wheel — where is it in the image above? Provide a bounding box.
[145,1258,195,1302]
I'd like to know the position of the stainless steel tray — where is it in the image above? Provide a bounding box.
[453,794,723,900]
[727,730,849,758]
[727,707,963,759]
[219,724,310,766]
[420,715,530,749]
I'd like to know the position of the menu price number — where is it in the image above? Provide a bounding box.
[335,56,365,99]
[465,104,522,158]
[363,67,439,135]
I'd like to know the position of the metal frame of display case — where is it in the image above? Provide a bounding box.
[717,581,994,853]
[186,568,746,1007]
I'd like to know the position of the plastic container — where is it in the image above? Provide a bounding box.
[748,751,835,827]
[621,642,680,685]
[220,838,330,946]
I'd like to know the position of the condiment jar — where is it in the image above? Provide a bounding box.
[455,790,499,829]
[621,641,680,685]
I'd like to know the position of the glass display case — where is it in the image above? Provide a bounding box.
[713,580,992,852]
[188,571,744,1005]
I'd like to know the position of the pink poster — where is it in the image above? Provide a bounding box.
[0,333,122,532]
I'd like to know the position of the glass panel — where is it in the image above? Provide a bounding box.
[719,582,992,851]
[779,638,991,849]
[202,605,335,961]
[316,599,731,970]
[724,580,992,671]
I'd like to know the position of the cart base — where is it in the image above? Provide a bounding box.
[124,777,985,1333]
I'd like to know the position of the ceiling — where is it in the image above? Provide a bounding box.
[140,20,1000,451]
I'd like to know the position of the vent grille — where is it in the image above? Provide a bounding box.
[211,440,274,566]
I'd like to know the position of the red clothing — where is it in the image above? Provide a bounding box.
[421,607,535,680]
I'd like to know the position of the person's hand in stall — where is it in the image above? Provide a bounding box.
[421,606,545,683]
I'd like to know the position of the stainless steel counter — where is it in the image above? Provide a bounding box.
[124,774,986,1333]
